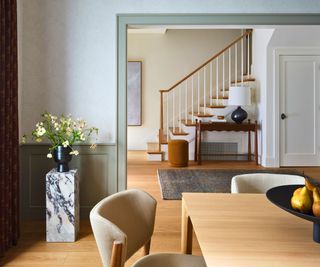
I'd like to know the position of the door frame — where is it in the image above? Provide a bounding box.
[117,14,320,191]
[274,48,320,166]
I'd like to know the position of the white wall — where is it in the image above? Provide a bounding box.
[252,29,274,164]
[18,0,320,146]
[127,29,241,150]
[265,26,320,166]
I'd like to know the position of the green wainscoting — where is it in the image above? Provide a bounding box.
[20,144,116,219]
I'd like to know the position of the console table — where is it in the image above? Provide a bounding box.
[195,120,258,165]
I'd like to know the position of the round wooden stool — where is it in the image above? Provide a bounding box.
[168,139,189,167]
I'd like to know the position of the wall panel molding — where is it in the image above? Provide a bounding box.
[20,144,116,219]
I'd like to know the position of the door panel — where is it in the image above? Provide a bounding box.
[280,55,320,166]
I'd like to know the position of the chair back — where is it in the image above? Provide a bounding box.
[90,189,157,267]
[231,173,305,193]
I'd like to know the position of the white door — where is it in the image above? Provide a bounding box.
[280,55,320,166]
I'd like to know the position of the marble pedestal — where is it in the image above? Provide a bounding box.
[46,169,79,242]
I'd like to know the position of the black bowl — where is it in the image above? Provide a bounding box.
[266,184,320,243]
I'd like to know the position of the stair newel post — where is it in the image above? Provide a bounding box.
[209,62,212,107]
[160,90,164,146]
[191,76,194,123]
[203,66,206,115]
[173,89,175,131]
[222,53,225,98]
[197,71,200,115]
[179,85,182,132]
[216,57,219,107]
[185,80,188,122]
[235,43,238,86]
[194,119,198,162]
[166,93,169,142]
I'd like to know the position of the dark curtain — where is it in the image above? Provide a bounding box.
[0,0,19,256]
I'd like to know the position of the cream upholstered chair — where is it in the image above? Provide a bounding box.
[231,173,305,193]
[90,189,206,267]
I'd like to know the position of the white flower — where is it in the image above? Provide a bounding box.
[62,140,69,147]
[90,143,97,149]
[47,153,52,158]
[80,133,85,141]
[69,150,79,156]
[37,127,46,136]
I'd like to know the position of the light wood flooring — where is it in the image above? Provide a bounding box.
[1,151,320,266]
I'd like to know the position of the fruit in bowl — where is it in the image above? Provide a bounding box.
[313,188,320,217]
[291,186,312,213]
[291,179,320,217]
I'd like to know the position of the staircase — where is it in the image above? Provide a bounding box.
[147,30,255,161]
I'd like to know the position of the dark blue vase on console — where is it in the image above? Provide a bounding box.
[231,106,248,124]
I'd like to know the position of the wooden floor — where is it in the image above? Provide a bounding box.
[1,151,320,266]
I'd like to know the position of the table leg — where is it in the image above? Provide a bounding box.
[181,198,193,254]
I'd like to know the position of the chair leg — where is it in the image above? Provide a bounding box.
[143,239,151,256]
[110,241,123,267]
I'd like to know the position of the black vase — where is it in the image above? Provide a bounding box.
[231,106,248,124]
[53,146,72,172]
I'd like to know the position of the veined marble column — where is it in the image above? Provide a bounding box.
[46,169,79,242]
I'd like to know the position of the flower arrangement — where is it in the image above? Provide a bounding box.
[26,112,98,158]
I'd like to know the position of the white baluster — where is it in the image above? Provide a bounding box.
[210,62,212,106]
[229,48,231,89]
[192,76,194,123]
[166,93,169,142]
[241,35,244,84]
[222,53,225,98]
[197,71,200,114]
[216,57,219,106]
[179,85,181,132]
[235,43,237,86]
[247,33,250,77]
[203,66,206,115]
[185,80,188,121]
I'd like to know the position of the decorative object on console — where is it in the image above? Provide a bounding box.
[53,145,73,172]
[25,112,98,172]
[46,169,79,242]
[228,86,251,124]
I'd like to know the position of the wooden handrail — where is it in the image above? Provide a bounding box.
[159,29,252,93]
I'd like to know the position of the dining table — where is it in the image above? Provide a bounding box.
[181,193,320,267]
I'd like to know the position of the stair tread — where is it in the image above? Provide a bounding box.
[181,119,196,126]
[231,77,255,84]
[200,104,226,109]
[190,112,214,118]
[221,77,255,92]
[212,96,229,100]
[147,150,163,154]
[169,127,189,136]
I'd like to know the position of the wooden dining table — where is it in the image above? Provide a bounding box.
[181,193,320,267]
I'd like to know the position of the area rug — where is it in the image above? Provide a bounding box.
[157,169,303,200]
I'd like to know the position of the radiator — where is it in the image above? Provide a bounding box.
[200,142,247,161]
